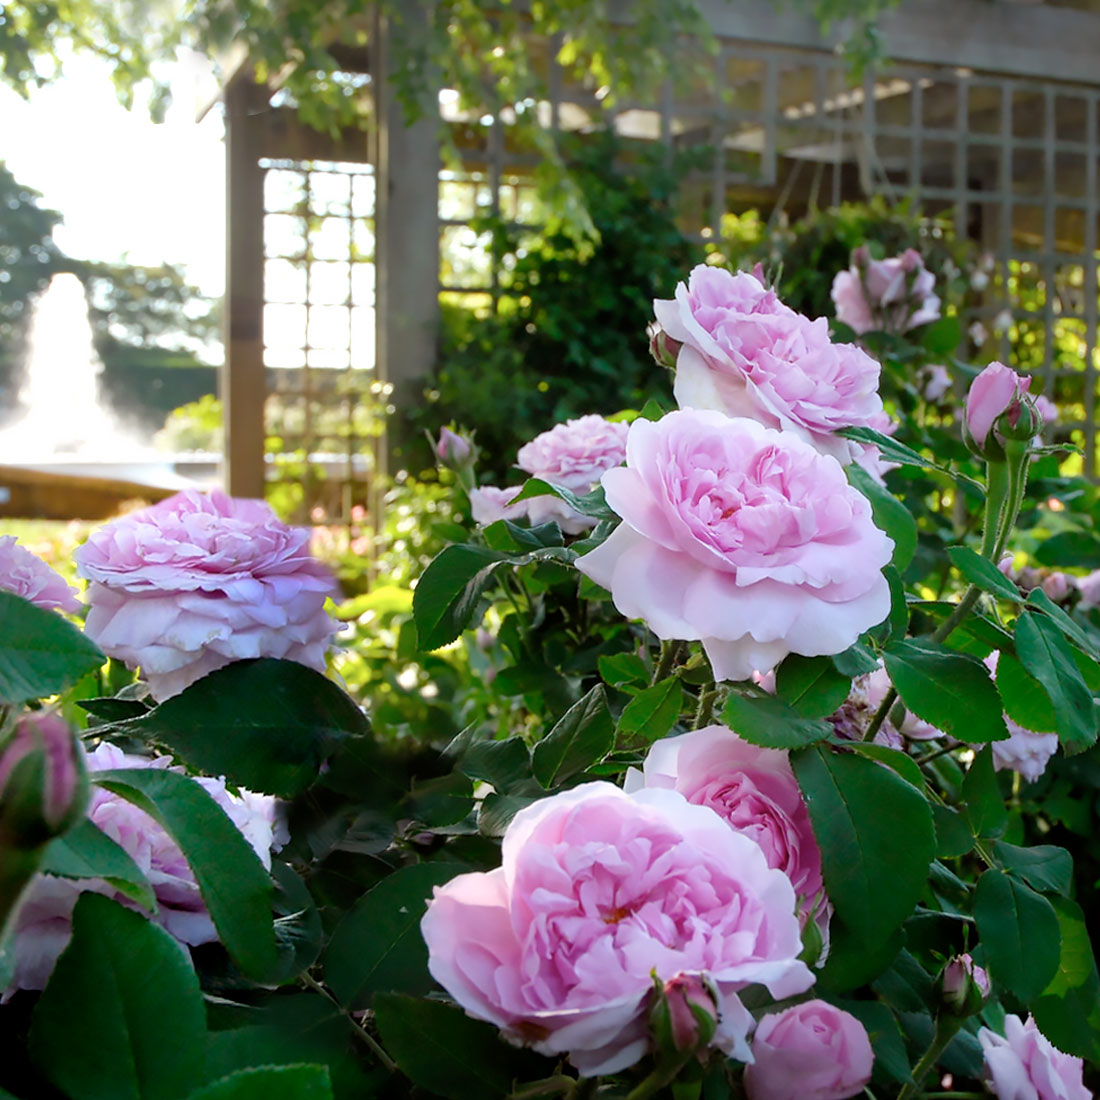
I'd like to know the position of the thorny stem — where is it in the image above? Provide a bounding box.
[298,971,397,1073]
[694,684,719,730]
[897,1015,964,1100]
[653,640,684,685]
[624,1056,693,1100]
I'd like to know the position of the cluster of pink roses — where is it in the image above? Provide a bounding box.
[423,726,873,1095]
[831,246,941,336]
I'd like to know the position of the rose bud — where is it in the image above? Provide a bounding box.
[434,426,474,467]
[0,712,88,850]
[964,361,1040,457]
[651,972,719,1057]
[941,953,991,1017]
[646,321,681,370]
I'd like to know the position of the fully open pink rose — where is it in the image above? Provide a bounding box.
[516,415,628,534]
[468,485,528,526]
[74,490,339,700]
[624,726,829,948]
[745,1000,874,1100]
[831,247,941,335]
[654,266,883,462]
[979,1015,1090,1100]
[6,742,279,995]
[0,536,80,613]
[575,411,893,682]
[421,782,814,1075]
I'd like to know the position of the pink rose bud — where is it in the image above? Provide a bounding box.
[646,321,681,370]
[964,361,1037,456]
[0,712,87,848]
[744,1000,874,1100]
[941,953,991,1016]
[996,554,1017,579]
[979,1015,1090,1100]
[435,426,474,466]
[652,972,718,1056]
[1041,572,1074,603]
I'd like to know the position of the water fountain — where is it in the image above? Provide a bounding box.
[0,274,218,519]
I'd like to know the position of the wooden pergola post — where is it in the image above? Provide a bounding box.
[222,74,267,500]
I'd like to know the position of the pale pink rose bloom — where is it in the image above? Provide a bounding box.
[979,1014,1091,1100]
[0,536,80,613]
[983,653,1058,783]
[831,247,941,335]
[516,415,628,534]
[1078,570,1100,610]
[575,411,893,682]
[421,782,813,1075]
[624,725,830,948]
[468,485,528,526]
[966,361,1032,447]
[74,490,339,700]
[654,266,883,462]
[6,742,279,995]
[1041,572,1074,602]
[919,364,952,403]
[970,321,989,348]
[744,1000,874,1100]
[1033,394,1059,426]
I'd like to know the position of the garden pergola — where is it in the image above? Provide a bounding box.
[214,0,1100,520]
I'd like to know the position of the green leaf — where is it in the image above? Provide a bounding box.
[29,894,206,1100]
[837,426,936,471]
[848,464,917,572]
[993,842,1073,895]
[1015,611,1096,750]
[996,652,1058,733]
[1025,588,1095,654]
[637,397,668,422]
[457,737,532,793]
[598,652,649,690]
[531,685,615,787]
[325,863,465,1009]
[616,677,683,741]
[110,659,367,798]
[40,818,156,911]
[792,745,935,988]
[930,802,974,859]
[508,478,615,520]
[946,546,1022,603]
[831,641,879,677]
[1033,530,1100,568]
[921,315,962,356]
[0,590,104,703]
[883,565,909,642]
[93,768,278,981]
[961,747,1007,840]
[374,994,544,1100]
[720,692,830,750]
[845,743,926,792]
[406,773,473,827]
[187,1066,333,1100]
[883,638,1007,744]
[1033,896,1100,1061]
[974,869,1061,1002]
[775,655,852,718]
[413,545,511,652]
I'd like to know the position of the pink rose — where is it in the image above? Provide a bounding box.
[658,972,719,1054]
[6,742,279,995]
[624,725,829,948]
[434,426,474,466]
[965,361,1033,451]
[979,1014,1090,1100]
[421,782,814,1075]
[941,953,990,1015]
[1078,570,1100,611]
[1041,572,1074,603]
[0,536,80,613]
[744,1000,874,1100]
[468,485,528,526]
[516,415,628,534]
[831,247,941,335]
[74,490,339,700]
[575,411,893,682]
[919,364,952,403]
[654,266,883,462]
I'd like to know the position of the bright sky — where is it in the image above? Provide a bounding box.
[1,51,226,297]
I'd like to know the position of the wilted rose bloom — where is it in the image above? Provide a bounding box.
[0,536,80,613]
[826,674,903,749]
[624,725,830,949]
[421,782,813,1075]
[979,1015,1090,1100]
[468,485,528,526]
[983,653,1058,783]
[830,247,941,335]
[516,415,628,534]
[575,411,893,682]
[965,361,1034,453]
[744,1000,874,1100]
[6,742,279,995]
[653,266,883,462]
[74,490,339,700]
